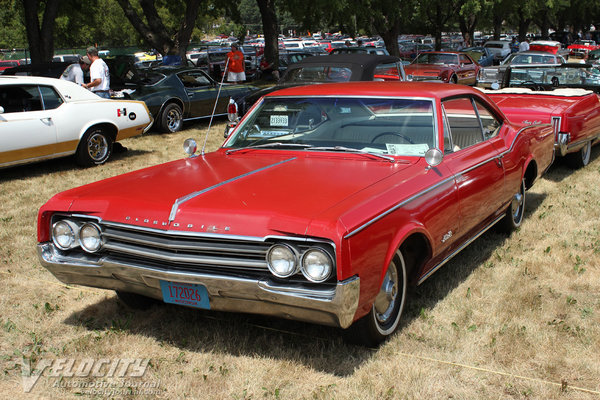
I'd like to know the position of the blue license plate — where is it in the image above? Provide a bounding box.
[159,280,210,309]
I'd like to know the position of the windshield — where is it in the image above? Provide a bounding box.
[225,97,436,157]
[284,66,353,82]
[507,65,600,89]
[413,53,458,65]
[504,53,556,65]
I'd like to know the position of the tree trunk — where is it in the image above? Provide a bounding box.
[115,0,200,58]
[256,0,279,70]
[22,0,60,63]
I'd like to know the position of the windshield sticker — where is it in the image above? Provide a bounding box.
[339,107,352,114]
[270,115,289,127]
[273,105,288,112]
[251,130,289,137]
[385,143,430,156]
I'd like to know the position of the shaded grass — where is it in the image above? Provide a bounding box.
[1,123,599,399]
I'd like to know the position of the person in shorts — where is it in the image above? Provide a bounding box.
[226,43,246,84]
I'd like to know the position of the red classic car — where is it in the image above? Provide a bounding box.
[37,82,554,346]
[486,63,600,168]
[404,51,480,85]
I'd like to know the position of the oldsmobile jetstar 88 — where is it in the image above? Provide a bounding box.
[37,82,554,346]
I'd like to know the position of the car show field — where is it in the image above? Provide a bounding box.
[1,119,599,398]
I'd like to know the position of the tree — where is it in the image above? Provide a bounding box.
[22,0,60,63]
[114,0,202,59]
[419,0,460,49]
[256,0,279,72]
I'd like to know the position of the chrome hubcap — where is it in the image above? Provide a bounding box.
[88,133,108,161]
[374,264,398,324]
[167,109,182,131]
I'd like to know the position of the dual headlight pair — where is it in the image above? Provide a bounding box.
[52,219,102,253]
[266,244,334,283]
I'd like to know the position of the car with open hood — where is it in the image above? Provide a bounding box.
[0,75,152,168]
[37,82,554,346]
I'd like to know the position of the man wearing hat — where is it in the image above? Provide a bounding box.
[82,46,111,98]
[60,56,91,85]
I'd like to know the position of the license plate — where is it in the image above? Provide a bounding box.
[159,280,210,309]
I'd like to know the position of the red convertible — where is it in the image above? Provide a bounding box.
[37,82,554,346]
[404,51,479,85]
[485,63,600,168]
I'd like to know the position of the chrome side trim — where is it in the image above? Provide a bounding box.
[417,213,505,285]
[344,125,535,239]
[169,157,296,221]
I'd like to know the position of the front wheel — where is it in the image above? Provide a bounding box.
[75,127,113,167]
[498,178,526,233]
[344,251,407,347]
[160,103,183,133]
[566,140,591,169]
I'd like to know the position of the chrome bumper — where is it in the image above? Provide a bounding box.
[555,132,570,156]
[37,243,360,329]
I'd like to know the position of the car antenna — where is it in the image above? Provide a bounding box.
[201,57,230,156]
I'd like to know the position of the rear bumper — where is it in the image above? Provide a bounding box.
[37,243,360,329]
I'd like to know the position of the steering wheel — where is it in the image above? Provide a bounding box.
[370,132,415,144]
[521,80,541,91]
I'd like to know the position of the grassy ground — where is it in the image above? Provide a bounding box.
[1,120,599,399]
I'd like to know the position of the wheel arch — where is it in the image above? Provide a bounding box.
[158,97,185,120]
[523,158,538,190]
[382,225,432,289]
[77,122,118,146]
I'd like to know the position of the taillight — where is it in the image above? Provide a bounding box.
[227,98,238,122]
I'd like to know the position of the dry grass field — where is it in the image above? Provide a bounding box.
[1,119,599,399]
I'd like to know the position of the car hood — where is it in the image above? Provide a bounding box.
[49,151,416,239]
[404,64,449,75]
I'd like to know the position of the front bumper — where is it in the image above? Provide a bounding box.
[38,243,360,329]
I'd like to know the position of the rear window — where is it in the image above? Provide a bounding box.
[285,66,353,82]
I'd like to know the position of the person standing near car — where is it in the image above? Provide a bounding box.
[83,46,111,98]
[60,56,91,85]
[226,43,246,84]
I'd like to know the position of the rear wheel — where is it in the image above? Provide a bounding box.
[75,127,113,167]
[160,103,183,133]
[499,178,525,233]
[566,140,591,169]
[345,251,407,347]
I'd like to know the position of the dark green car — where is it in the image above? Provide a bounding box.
[109,61,257,133]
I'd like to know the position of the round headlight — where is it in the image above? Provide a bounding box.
[301,249,333,283]
[79,222,102,253]
[52,220,79,250]
[266,244,298,278]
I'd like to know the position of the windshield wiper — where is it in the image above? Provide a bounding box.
[226,142,313,154]
[306,146,395,162]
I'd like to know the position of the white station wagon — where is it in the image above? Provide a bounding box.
[0,76,152,168]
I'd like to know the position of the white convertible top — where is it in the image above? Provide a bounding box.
[477,86,594,97]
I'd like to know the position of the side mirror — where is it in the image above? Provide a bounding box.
[425,148,443,167]
[183,138,197,157]
[0,106,4,114]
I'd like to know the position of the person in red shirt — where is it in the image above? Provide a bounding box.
[226,43,246,83]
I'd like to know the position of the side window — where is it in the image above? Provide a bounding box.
[442,97,483,151]
[474,100,501,140]
[374,62,401,81]
[178,72,211,88]
[0,85,42,113]
[39,86,63,110]
[460,54,472,64]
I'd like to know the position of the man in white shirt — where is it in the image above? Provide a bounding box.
[519,39,530,52]
[60,56,91,85]
[83,46,111,98]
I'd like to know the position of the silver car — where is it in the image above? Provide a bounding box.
[477,51,566,88]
